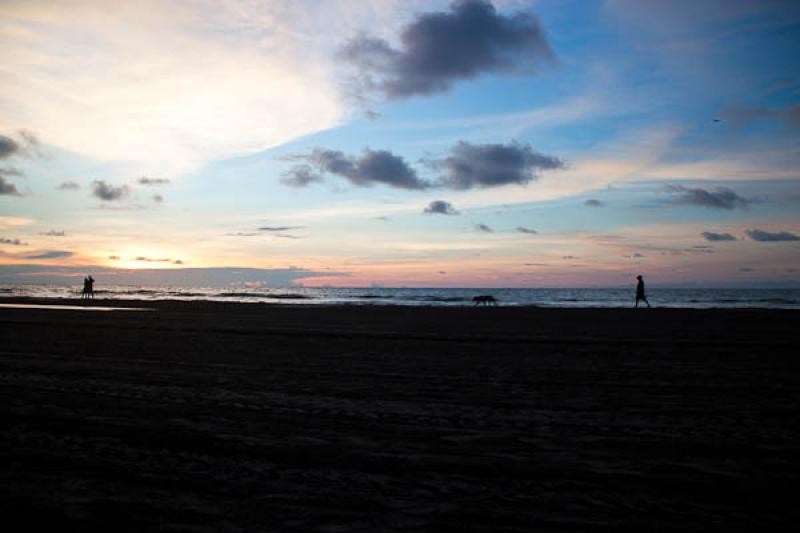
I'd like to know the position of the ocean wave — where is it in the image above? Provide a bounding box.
[215,292,312,299]
[407,296,468,302]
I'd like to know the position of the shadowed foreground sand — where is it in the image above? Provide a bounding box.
[1,299,799,531]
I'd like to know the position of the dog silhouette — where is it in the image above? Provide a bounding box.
[472,295,497,306]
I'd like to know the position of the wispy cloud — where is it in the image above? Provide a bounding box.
[58,181,80,191]
[664,185,755,209]
[516,226,538,234]
[138,177,170,186]
[0,0,345,176]
[24,250,73,259]
[0,237,27,245]
[745,229,800,242]
[701,231,736,241]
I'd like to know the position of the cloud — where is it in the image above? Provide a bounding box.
[745,229,800,242]
[475,223,493,233]
[25,250,73,259]
[0,176,20,195]
[584,199,605,207]
[258,226,305,232]
[665,185,755,209]
[516,226,538,234]
[91,180,130,201]
[701,231,736,241]
[424,200,459,215]
[340,0,555,100]
[0,166,23,177]
[721,104,800,131]
[58,181,80,191]
[138,177,170,186]
[285,148,427,190]
[562,255,578,260]
[738,267,753,272]
[41,230,66,237]
[108,255,120,260]
[427,141,564,189]
[0,1,345,176]
[135,256,174,262]
[152,194,164,203]
[1,237,27,245]
[280,165,324,188]
[0,134,20,159]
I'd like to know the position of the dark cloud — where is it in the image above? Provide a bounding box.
[738,267,754,272]
[91,180,130,201]
[0,166,23,177]
[427,141,564,189]
[665,185,754,209]
[135,256,174,262]
[562,255,578,260]
[25,250,73,259]
[584,199,605,207]
[284,148,426,190]
[475,223,494,233]
[1,237,27,245]
[423,200,459,215]
[282,141,563,191]
[281,165,324,188]
[0,176,20,195]
[745,228,800,242]
[174,260,184,265]
[516,226,538,234]
[701,231,736,241]
[152,194,164,203]
[0,130,43,159]
[138,177,170,186]
[721,103,800,131]
[340,0,555,100]
[42,230,66,237]
[258,226,305,232]
[0,134,20,159]
[58,181,80,191]
[108,255,121,260]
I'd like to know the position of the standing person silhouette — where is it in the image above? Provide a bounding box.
[86,275,95,299]
[635,275,650,308]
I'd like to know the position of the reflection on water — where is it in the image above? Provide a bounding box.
[0,303,154,311]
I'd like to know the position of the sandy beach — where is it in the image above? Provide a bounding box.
[1,299,798,531]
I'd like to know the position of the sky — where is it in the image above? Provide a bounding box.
[1,0,799,288]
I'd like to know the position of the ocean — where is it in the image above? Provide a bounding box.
[1,284,799,309]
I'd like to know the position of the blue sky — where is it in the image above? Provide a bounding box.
[1,0,798,287]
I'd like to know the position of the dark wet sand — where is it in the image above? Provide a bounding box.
[1,298,798,531]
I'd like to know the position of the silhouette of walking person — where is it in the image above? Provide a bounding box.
[635,275,650,308]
